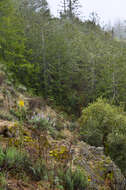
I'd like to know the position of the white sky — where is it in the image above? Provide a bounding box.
[47,0,126,25]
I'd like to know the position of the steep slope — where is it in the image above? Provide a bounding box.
[0,72,126,190]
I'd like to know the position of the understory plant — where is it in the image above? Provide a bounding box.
[30,159,48,181]
[0,172,7,190]
[57,168,88,190]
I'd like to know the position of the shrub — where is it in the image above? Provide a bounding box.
[57,168,88,190]
[30,118,51,132]
[72,168,88,190]
[79,98,126,148]
[59,168,73,190]
[79,98,126,175]
[48,127,59,139]
[54,120,65,131]
[10,107,27,121]
[69,122,78,132]
[107,133,126,175]
[5,147,30,172]
[30,160,48,181]
[0,172,7,190]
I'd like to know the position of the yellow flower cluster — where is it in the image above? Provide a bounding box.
[49,146,70,161]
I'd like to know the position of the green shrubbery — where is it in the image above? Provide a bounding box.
[5,147,29,170]
[30,117,51,132]
[57,168,88,190]
[10,107,27,121]
[79,98,126,146]
[79,98,126,174]
[0,146,31,174]
[107,133,126,175]
[0,147,5,168]
[30,160,48,181]
[0,172,7,190]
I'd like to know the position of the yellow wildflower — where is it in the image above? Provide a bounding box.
[88,178,91,182]
[18,100,24,107]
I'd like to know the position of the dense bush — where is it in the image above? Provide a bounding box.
[79,98,126,174]
[107,133,126,175]
[79,98,126,147]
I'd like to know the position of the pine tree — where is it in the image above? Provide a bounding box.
[60,0,81,19]
[0,0,28,83]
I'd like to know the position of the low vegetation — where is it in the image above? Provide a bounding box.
[0,145,88,189]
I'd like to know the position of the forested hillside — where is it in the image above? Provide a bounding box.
[1,0,126,115]
[1,0,126,189]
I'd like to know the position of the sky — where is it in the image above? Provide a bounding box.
[47,0,126,26]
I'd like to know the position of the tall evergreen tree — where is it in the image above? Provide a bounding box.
[0,0,28,83]
[60,0,81,19]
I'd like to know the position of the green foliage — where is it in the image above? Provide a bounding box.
[69,122,78,132]
[1,0,126,118]
[0,71,5,86]
[5,147,30,171]
[31,118,51,132]
[10,107,27,121]
[30,160,48,181]
[0,112,13,121]
[48,127,59,139]
[1,0,126,181]
[0,0,29,86]
[58,168,73,190]
[79,98,126,174]
[0,146,51,181]
[0,172,7,190]
[2,0,126,116]
[107,133,126,175]
[0,147,5,167]
[72,168,88,190]
[57,168,88,190]
[79,98,126,147]
[0,146,32,178]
